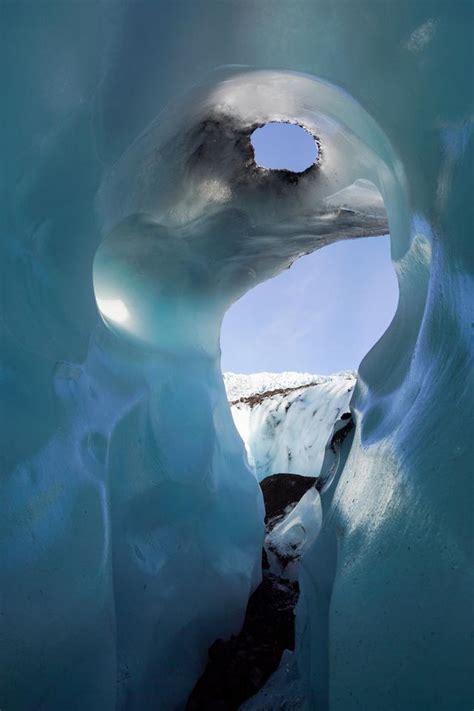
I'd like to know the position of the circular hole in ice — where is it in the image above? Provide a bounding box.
[250,122,318,173]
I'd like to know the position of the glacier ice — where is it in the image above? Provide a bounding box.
[1,1,473,710]
[266,486,322,573]
[226,372,355,480]
[93,69,389,351]
[90,67,387,708]
[240,650,305,711]
[1,39,388,711]
[227,374,351,584]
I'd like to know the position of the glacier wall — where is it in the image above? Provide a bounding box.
[90,65,389,709]
[226,372,355,481]
[2,1,473,710]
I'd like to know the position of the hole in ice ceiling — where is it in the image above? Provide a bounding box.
[250,122,318,173]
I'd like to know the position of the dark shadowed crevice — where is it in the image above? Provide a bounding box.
[186,408,357,709]
[186,573,299,711]
[185,474,317,710]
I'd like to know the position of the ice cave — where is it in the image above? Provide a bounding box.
[1,2,473,710]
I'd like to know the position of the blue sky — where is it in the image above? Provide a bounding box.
[221,235,398,374]
[220,123,398,375]
[251,121,318,171]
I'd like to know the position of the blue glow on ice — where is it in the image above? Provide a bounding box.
[1,2,472,710]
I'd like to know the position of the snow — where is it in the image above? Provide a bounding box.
[225,372,356,480]
[224,371,354,402]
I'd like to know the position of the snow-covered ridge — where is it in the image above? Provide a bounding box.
[223,371,355,403]
[225,371,357,481]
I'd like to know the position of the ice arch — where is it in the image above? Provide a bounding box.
[91,71,392,708]
[94,70,390,353]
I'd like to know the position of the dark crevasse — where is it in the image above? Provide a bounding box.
[186,474,314,710]
[186,573,299,711]
[186,401,357,710]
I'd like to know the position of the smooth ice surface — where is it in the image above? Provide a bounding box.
[226,372,355,480]
[93,73,389,351]
[1,32,389,711]
[2,2,473,710]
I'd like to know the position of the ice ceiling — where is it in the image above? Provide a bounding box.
[93,70,388,351]
[1,1,473,710]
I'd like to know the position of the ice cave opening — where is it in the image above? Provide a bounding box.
[198,214,399,707]
[221,232,398,482]
[221,234,398,377]
[250,121,319,173]
[91,67,401,709]
[207,203,398,707]
[4,30,472,708]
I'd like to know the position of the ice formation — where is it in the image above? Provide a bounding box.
[2,2,472,710]
[226,372,355,480]
[267,486,322,574]
[240,650,305,711]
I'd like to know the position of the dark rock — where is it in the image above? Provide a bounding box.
[186,473,317,710]
[329,414,354,453]
[260,473,317,527]
[262,548,270,570]
[228,382,319,408]
[186,575,299,711]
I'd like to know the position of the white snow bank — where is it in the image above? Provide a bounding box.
[225,372,356,480]
[224,371,355,402]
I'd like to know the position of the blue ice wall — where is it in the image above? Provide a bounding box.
[1,2,473,710]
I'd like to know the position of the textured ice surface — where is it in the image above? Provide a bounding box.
[2,1,473,710]
[267,487,322,568]
[227,372,355,480]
